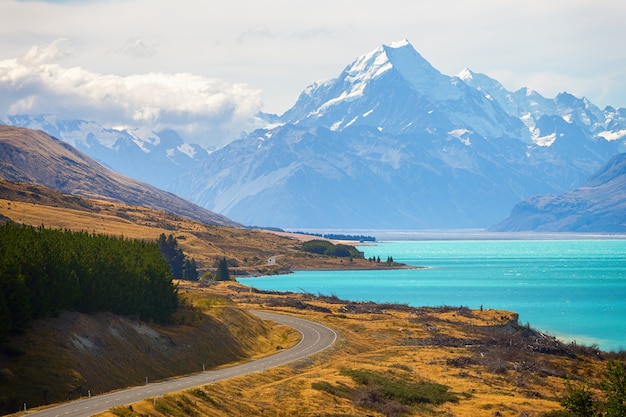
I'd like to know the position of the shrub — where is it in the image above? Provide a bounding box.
[301,240,333,254]
[313,368,458,416]
[559,359,626,416]
[341,369,458,406]
[301,240,364,259]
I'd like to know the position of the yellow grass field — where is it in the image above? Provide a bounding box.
[87,281,610,417]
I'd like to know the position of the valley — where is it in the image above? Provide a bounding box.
[0,34,625,416]
[1,181,622,417]
[0,180,405,275]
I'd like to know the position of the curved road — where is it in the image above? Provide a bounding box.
[27,311,337,417]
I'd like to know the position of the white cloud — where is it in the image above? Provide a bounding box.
[1,0,625,134]
[0,39,263,147]
[20,38,74,65]
[237,26,279,44]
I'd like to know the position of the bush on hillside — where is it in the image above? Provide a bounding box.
[313,368,458,416]
[301,239,364,259]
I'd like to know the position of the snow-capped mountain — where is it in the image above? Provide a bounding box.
[459,69,626,149]
[283,39,528,142]
[6,40,626,230]
[3,111,286,191]
[168,40,625,229]
[4,114,210,190]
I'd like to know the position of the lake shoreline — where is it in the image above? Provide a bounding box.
[241,239,626,352]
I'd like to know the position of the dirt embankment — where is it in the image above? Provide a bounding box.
[0,296,294,415]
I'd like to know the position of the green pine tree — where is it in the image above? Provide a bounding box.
[215,257,230,281]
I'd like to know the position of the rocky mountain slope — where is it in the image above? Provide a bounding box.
[492,152,626,232]
[3,115,211,191]
[0,124,237,227]
[3,112,280,191]
[168,40,624,229]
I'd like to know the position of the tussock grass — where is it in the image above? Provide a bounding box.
[80,283,613,417]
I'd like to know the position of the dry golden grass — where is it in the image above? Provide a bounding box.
[85,282,611,417]
[0,285,301,416]
[0,181,405,275]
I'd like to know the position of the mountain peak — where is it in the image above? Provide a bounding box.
[283,39,520,136]
[387,38,412,49]
[380,39,444,92]
[341,39,442,95]
[458,68,475,81]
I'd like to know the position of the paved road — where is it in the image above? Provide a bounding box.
[26,311,337,417]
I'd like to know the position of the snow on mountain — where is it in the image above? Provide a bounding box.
[168,40,623,229]
[283,39,527,142]
[459,69,626,149]
[3,114,211,190]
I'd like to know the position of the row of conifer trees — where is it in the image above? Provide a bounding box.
[0,222,178,342]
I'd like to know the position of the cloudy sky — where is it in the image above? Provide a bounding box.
[1,0,625,147]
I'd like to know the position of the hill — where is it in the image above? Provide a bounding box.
[0,124,237,227]
[492,152,626,232]
[3,115,214,191]
[0,180,401,274]
[0,290,298,415]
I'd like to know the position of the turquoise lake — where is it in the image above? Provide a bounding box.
[239,239,626,352]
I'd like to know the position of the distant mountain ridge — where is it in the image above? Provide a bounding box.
[492,152,626,232]
[3,112,282,191]
[167,40,625,229]
[4,40,626,230]
[0,124,238,227]
[459,69,626,148]
[3,114,212,191]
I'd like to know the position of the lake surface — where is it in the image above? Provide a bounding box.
[239,238,626,352]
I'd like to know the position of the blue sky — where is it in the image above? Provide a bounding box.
[1,0,624,147]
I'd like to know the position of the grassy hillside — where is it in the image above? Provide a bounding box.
[0,180,400,275]
[0,288,298,415]
[0,125,237,227]
[94,282,623,417]
[0,179,401,413]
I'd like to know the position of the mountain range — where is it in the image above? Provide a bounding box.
[492,152,626,232]
[4,39,626,231]
[169,40,625,229]
[0,124,237,227]
[3,114,211,191]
